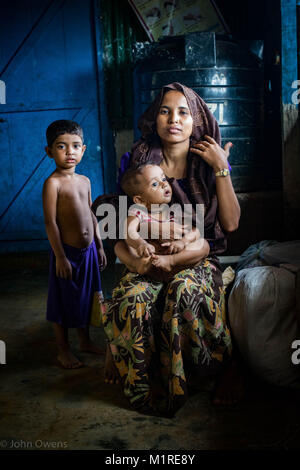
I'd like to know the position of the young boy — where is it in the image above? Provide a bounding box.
[120,163,209,277]
[43,120,106,369]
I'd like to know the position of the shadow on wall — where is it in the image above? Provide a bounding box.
[227,190,284,255]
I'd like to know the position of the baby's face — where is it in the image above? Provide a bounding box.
[136,165,172,208]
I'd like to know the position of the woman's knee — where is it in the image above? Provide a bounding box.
[112,274,162,309]
[166,271,203,298]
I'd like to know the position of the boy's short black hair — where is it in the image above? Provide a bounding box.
[120,162,156,199]
[46,120,84,147]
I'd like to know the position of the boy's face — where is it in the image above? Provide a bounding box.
[133,165,172,208]
[45,133,86,170]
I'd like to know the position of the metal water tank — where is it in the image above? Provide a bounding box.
[133,32,264,192]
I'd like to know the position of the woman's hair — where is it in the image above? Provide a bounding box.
[120,162,157,199]
[46,120,84,147]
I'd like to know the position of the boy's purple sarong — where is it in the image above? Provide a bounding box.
[46,240,101,328]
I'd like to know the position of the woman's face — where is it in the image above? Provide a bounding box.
[156,90,193,145]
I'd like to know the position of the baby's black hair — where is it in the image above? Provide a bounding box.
[120,162,157,199]
[46,120,84,147]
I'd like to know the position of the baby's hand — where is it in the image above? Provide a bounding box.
[56,256,72,280]
[137,242,155,258]
[161,239,186,254]
[151,254,173,272]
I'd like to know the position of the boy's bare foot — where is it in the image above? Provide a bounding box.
[104,344,119,384]
[79,340,105,355]
[57,349,84,369]
[212,359,244,405]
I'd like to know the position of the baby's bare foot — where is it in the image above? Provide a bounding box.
[152,254,173,272]
[136,256,153,275]
[57,349,84,369]
[104,344,119,384]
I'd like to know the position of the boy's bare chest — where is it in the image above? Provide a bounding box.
[57,179,89,207]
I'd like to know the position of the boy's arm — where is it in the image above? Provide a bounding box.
[88,179,107,270]
[42,178,72,280]
[126,216,155,257]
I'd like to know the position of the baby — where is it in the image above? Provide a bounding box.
[120,163,209,277]
[42,119,106,369]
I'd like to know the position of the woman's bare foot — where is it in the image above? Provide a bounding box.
[212,360,244,405]
[79,340,105,355]
[57,348,84,369]
[104,344,119,384]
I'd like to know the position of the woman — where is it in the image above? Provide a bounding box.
[100,82,241,416]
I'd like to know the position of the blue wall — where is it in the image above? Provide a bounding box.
[0,0,115,253]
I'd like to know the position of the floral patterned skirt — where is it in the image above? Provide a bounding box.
[102,257,232,415]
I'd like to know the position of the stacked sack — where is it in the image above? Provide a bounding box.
[228,240,300,387]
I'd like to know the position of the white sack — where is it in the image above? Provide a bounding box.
[228,265,300,387]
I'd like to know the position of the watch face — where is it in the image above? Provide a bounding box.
[215,169,230,176]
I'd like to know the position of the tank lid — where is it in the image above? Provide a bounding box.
[133,32,263,67]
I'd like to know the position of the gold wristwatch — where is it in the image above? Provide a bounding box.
[215,168,230,177]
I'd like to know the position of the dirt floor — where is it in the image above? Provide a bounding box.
[0,251,300,451]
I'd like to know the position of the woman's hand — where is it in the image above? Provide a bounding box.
[191,136,240,232]
[190,135,233,172]
[161,239,186,254]
[137,241,156,258]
